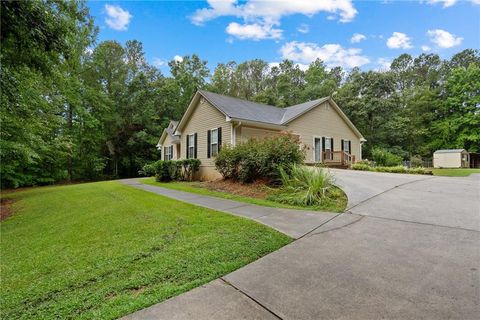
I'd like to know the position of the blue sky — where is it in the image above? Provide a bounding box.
[87,0,480,73]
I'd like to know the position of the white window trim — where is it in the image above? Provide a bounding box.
[312,135,322,162]
[210,128,219,157]
[343,139,351,154]
[187,133,196,159]
[165,145,173,161]
[324,137,332,151]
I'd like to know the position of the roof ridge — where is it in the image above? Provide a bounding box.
[198,89,279,109]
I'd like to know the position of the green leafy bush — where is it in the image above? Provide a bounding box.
[267,164,340,207]
[350,162,371,171]
[371,148,402,167]
[410,155,423,168]
[214,135,305,183]
[181,159,201,181]
[140,159,201,182]
[352,163,429,175]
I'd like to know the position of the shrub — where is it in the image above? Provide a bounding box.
[181,159,201,181]
[371,148,402,167]
[352,163,429,175]
[140,159,201,182]
[410,155,423,168]
[139,160,162,176]
[351,163,371,171]
[214,134,305,183]
[267,164,336,207]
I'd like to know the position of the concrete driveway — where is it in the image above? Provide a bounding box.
[123,171,480,320]
[332,169,480,231]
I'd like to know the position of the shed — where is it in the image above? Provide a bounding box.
[433,149,470,168]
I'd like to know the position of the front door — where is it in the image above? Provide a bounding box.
[314,137,322,162]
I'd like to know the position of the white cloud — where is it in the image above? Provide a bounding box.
[174,55,183,63]
[268,61,310,71]
[351,33,366,43]
[152,58,167,67]
[226,22,282,40]
[297,24,309,34]
[104,4,132,31]
[425,0,479,6]
[426,0,457,7]
[386,32,413,49]
[280,41,370,69]
[191,0,357,40]
[376,58,391,71]
[427,29,463,48]
[421,45,431,52]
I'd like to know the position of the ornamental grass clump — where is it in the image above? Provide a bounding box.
[268,164,336,207]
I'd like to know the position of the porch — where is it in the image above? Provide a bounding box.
[320,151,356,168]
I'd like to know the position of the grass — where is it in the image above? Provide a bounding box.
[0,181,291,319]
[430,168,480,177]
[141,177,347,213]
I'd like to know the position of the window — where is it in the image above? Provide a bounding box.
[211,129,218,157]
[324,137,332,151]
[208,127,222,158]
[164,145,173,161]
[188,134,195,159]
[343,140,350,153]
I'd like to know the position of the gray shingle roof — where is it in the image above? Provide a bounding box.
[434,149,466,154]
[199,90,329,125]
[198,90,286,124]
[281,97,329,123]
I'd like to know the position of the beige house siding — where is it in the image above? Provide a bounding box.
[161,134,178,160]
[179,98,231,167]
[286,101,361,163]
[237,125,280,144]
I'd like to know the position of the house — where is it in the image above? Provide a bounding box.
[157,90,366,180]
[433,149,470,168]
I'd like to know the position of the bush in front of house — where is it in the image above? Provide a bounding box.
[140,159,201,182]
[371,148,402,167]
[214,135,305,183]
[267,164,341,207]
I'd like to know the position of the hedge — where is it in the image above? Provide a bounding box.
[140,159,201,182]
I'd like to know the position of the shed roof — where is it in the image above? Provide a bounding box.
[434,149,466,154]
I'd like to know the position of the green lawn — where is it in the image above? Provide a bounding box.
[141,178,347,212]
[0,181,291,319]
[431,168,480,177]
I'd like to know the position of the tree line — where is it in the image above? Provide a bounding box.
[1,1,479,188]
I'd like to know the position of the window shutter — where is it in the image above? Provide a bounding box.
[186,135,189,159]
[218,127,222,152]
[164,147,167,160]
[348,141,352,154]
[194,133,198,159]
[341,139,344,151]
[207,130,211,158]
[331,138,334,151]
[322,137,325,151]
[170,146,173,159]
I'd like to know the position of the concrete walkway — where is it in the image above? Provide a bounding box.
[120,179,339,239]
[120,173,480,320]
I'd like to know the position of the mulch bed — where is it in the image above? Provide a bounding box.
[198,179,272,199]
[1,198,16,221]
